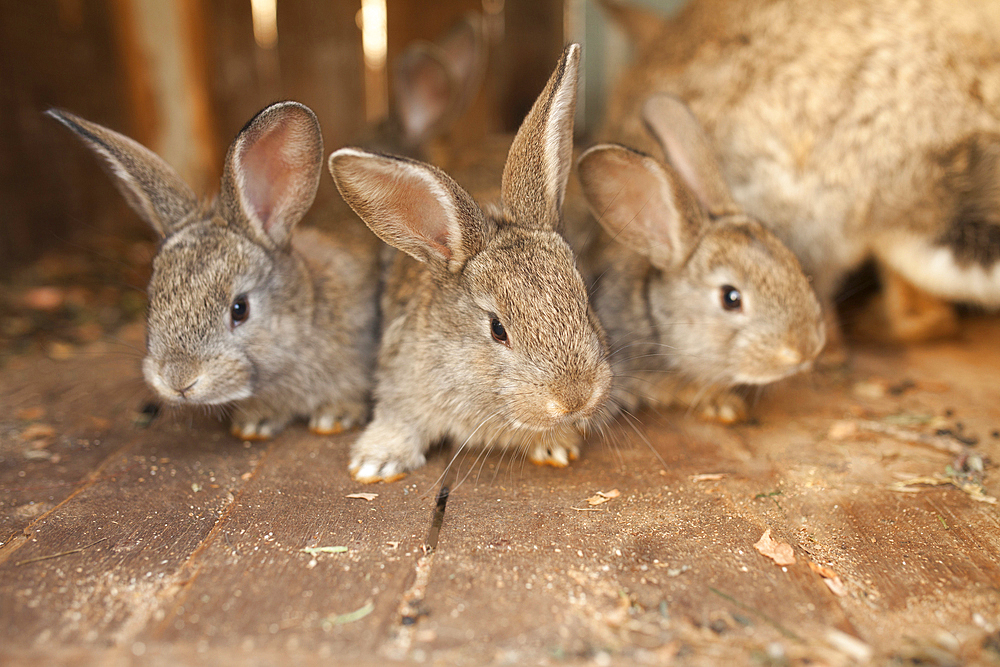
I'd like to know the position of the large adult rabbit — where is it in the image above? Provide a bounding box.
[600,0,1000,344]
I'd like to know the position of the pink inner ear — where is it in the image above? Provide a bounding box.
[239,118,301,231]
[395,51,452,139]
[381,166,455,259]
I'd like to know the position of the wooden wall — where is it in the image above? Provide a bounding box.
[0,0,568,275]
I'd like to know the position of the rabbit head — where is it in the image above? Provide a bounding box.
[579,94,824,388]
[49,102,326,408]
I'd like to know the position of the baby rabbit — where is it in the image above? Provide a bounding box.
[329,44,613,483]
[600,0,1000,344]
[576,94,824,423]
[49,102,379,439]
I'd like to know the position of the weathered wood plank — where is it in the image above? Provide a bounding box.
[144,429,448,658]
[0,324,269,647]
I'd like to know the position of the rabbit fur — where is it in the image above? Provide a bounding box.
[49,102,379,440]
[575,94,824,423]
[329,44,613,483]
[600,0,1000,342]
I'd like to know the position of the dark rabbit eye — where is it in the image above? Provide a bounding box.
[231,294,250,326]
[720,285,742,312]
[490,316,509,346]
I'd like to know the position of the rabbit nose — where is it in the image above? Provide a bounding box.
[176,377,200,399]
[548,375,610,418]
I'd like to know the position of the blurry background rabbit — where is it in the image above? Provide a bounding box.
[599,0,1000,348]
[330,44,613,483]
[575,94,824,423]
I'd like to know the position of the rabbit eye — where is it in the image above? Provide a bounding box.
[720,285,743,312]
[490,316,509,346]
[231,294,250,327]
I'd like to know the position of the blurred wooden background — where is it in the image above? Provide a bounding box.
[0,0,684,275]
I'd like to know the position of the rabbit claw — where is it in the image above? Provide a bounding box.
[348,420,426,483]
[230,418,280,441]
[527,432,581,467]
[697,392,748,424]
[309,413,346,435]
[350,460,410,484]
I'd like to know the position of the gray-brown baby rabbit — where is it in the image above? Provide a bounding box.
[329,44,613,483]
[576,94,824,423]
[50,102,379,439]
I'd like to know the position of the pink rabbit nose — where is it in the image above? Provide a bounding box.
[177,377,200,399]
[548,371,611,418]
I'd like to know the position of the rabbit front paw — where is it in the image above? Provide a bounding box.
[309,401,368,435]
[230,416,286,441]
[696,391,748,424]
[527,429,582,467]
[348,420,427,483]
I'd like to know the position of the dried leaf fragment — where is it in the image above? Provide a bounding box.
[890,476,998,504]
[808,561,847,596]
[827,420,858,440]
[20,424,56,442]
[754,528,796,566]
[324,601,374,627]
[586,489,620,506]
[346,493,378,501]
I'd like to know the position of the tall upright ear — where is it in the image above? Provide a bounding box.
[328,148,488,273]
[642,94,740,218]
[220,101,323,249]
[47,109,198,238]
[501,43,580,230]
[393,13,487,146]
[577,144,705,270]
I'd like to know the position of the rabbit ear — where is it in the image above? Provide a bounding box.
[220,101,323,249]
[435,13,488,118]
[393,14,486,145]
[577,143,706,270]
[501,43,581,230]
[47,109,198,238]
[329,148,488,273]
[393,46,453,145]
[642,94,741,218]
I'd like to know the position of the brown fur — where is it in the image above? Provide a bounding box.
[573,95,824,423]
[50,103,379,438]
[601,0,1000,341]
[330,44,613,483]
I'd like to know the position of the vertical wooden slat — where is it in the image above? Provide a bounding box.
[274,0,366,216]
[107,0,218,193]
[0,0,133,274]
[495,0,564,132]
[276,0,366,152]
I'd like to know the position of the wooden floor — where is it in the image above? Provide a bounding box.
[2,316,1000,665]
